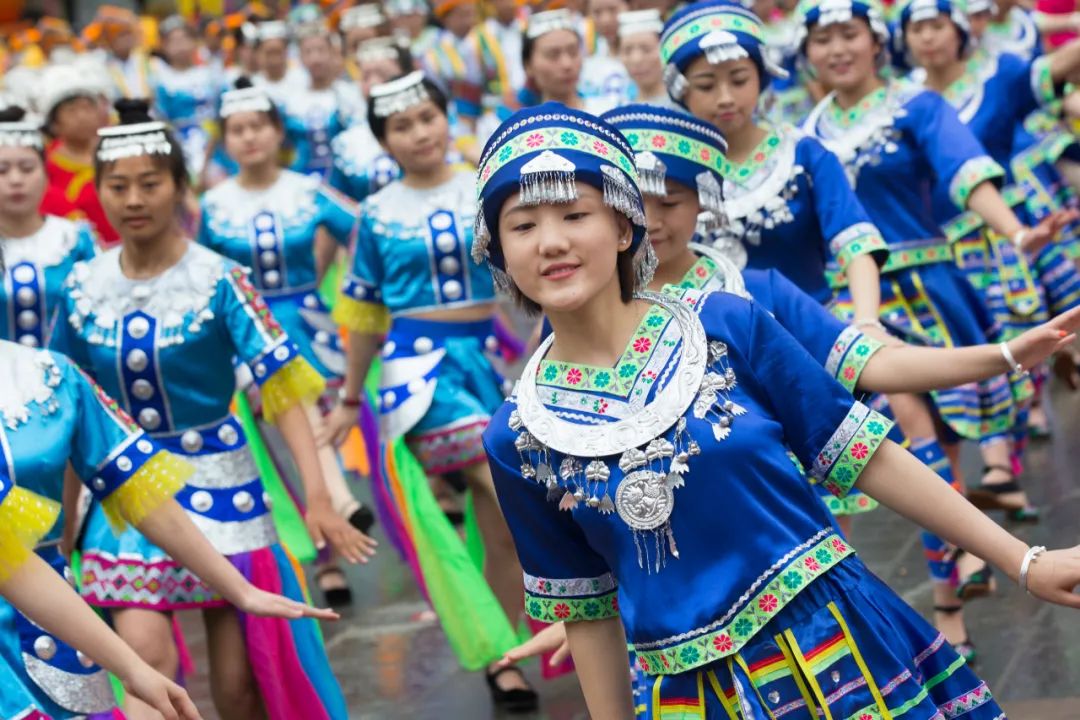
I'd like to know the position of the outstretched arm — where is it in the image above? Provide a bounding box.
[857,306,1080,393]
[857,442,1080,607]
[0,553,202,720]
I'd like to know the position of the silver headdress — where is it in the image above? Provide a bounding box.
[526,9,579,40]
[219,87,274,119]
[617,9,663,38]
[966,0,994,13]
[159,14,190,38]
[370,71,430,117]
[905,0,970,33]
[341,4,386,31]
[0,122,43,151]
[254,20,290,43]
[386,0,430,17]
[357,37,403,64]
[96,122,173,163]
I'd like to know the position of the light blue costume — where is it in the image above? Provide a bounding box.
[198,169,360,380]
[0,343,180,719]
[49,241,348,715]
[152,59,225,179]
[1,216,96,348]
[280,81,361,181]
[335,166,502,474]
[329,121,401,203]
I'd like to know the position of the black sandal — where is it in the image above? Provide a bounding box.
[954,551,995,601]
[315,566,353,607]
[933,605,977,664]
[966,466,1040,523]
[485,665,539,714]
[348,503,376,534]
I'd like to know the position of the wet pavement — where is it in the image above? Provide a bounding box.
[182,378,1080,719]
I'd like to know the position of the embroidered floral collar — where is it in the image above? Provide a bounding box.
[67,243,223,347]
[536,303,673,398]
[824,85,888,128]
[723,127,783,183]
[722,126,800,222]
[0,344,62,430]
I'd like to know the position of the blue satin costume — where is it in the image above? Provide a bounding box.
[152,60,224,180]
[1,216,96,349]
[0,343,183,719]
[334,168,503,474]
[198,169,360,380]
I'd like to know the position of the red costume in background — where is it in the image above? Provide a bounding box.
[39,140,119,247]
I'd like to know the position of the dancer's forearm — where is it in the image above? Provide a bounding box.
[565,617,636,720]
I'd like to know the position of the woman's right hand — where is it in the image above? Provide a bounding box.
[495,621,571,669]
[122,662,203,720]
[318,403,359,448]
[1025,545,1080,608]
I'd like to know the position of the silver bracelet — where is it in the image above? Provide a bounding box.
[998,341,1026,376]
[1019,545,1047,594]
[1012,229,1028,249]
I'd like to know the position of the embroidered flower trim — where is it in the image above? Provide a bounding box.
[948,156,1004,211]
[632,531,853,675]
[660,10,764,65]
[525,589,620,622]
[830,222,888,270]
[811,404,892,498]
[824,327,884,393]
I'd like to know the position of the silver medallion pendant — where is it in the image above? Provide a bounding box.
[615,470,674,531]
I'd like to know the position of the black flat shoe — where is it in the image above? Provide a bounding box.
[315,566,353,607]
[956,560,994,602]
[966,466,1040,523]
[348,504,376,534]
[485,666,539,714]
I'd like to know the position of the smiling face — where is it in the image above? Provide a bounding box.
[380,99,450,176]
[804,19,881,94]
[498,183,633,314]
[905,15,964,70]
[0,146,46,221]
[643,179,700,267]
[97,155,182,245]
[681,55,761,137]
[526,29,584,101]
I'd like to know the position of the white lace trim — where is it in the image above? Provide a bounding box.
[201,171,322,233]
[723,128,800,221]
[0,344,61,429]
[68,243,224,342]
[1,216,85,268]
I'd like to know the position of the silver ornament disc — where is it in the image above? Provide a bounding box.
[615,470,674,531]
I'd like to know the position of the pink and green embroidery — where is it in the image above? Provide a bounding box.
[632,532,854,675]
[948,156,1004,211]
[525,589,619,622]
[676,255,720,291]
[478,126,637,193]
[230,267,284,339]
[825,327,884,393]
[831,223,888,271]
[812,404,892,498]
[621,128,728,178]
[659,12,764,64]
[825,86,888,129]
[537,304,673,397]
[723,131,783,183]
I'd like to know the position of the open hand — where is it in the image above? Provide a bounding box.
[495,621,571,669]
[1025,546,1080,609]
[1019,209,1080,254]
[1008,306,1080,370]
[318,403,359,448]
[234,584,341,621]
[123,663,203,720]
[305,500,378,564]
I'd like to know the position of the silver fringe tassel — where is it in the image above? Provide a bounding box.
[695,171,727,232]
[519,150,580,206]
[663,64,688,101]
[635,151,668,197]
